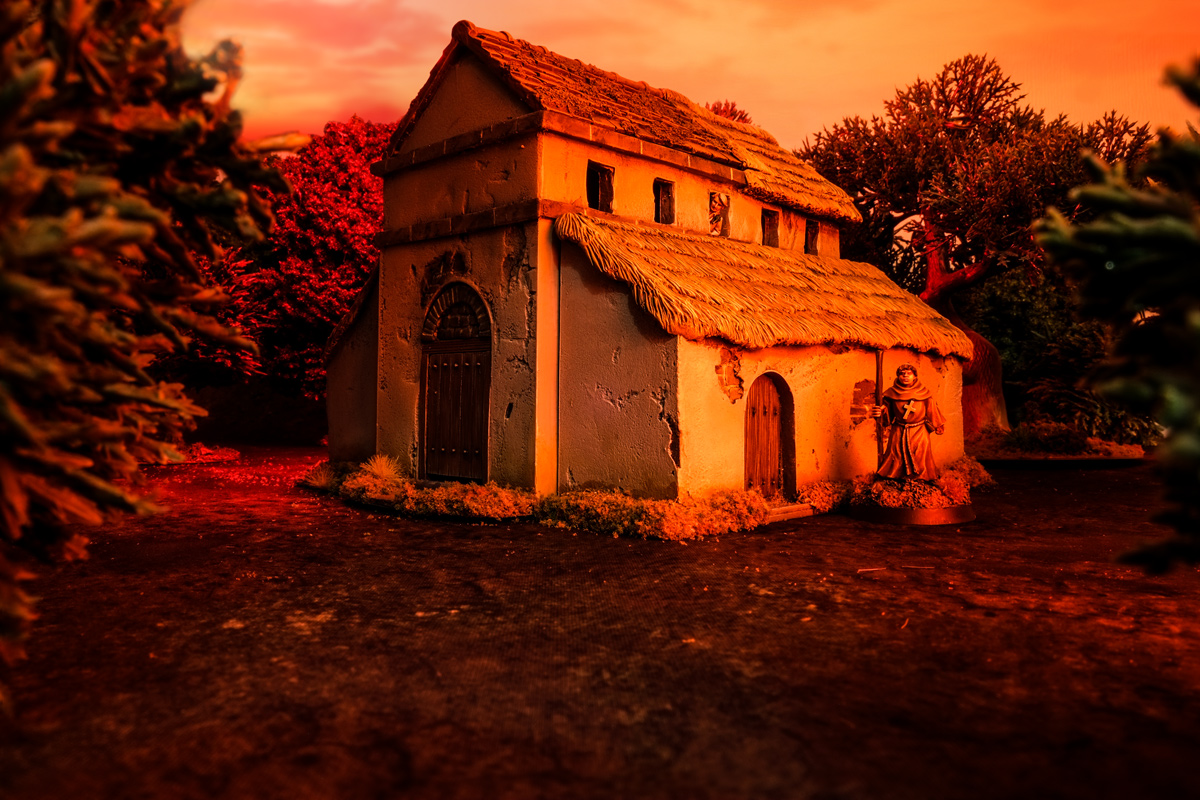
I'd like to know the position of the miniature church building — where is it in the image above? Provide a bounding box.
[326,20,973,499]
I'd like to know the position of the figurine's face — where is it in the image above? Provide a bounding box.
[896,368,916,387]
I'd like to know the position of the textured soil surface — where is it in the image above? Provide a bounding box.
[3,448,1199,800]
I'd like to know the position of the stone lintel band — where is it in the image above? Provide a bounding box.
[372,110,748,188]
[375,199,691,248]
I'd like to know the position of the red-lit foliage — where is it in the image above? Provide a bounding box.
[216,116,396,398]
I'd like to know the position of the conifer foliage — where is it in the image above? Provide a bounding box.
[1038,62,1200,572]
[0,0,293,707]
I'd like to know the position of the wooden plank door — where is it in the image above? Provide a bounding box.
[745,375,782,498]
[422,345,490,482]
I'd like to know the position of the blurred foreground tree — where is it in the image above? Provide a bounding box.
[0,0,298,709]
[177,116,394,399]
[801,55,1151,439]
[1038,62,1200,572]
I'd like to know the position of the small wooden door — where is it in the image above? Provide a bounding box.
[422,344,490,482]
[745,375,783,498]
[420,283,491,483]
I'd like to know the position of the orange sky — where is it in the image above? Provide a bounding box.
[182,0,1200,149]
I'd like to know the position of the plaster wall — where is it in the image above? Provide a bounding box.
[539,133,839,252]
[676,339,965,495]
[326,280,378,462]
[558,242,680,499]
[817,221,841,259]
[399,52,530,155]
[375,222,543,487]
[383,136,539,231]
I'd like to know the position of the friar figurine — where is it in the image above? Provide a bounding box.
[869,363,947,481]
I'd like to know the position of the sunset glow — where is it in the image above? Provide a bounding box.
[182,0,1200,147]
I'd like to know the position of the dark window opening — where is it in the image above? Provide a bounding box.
[804,219,820,255]
[653,179,675,224]
[586,161,614,212]
[709,192,730,237]
[761,209,779,247]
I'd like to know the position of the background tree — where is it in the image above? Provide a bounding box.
[0,0,296,709]
[1038,61,1200,572]
[159,116,394,401]
[706,99,753,124]
[224,116,394,398]
[800,55,1151,438]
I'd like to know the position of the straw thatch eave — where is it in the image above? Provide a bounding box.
[554,213,972,359]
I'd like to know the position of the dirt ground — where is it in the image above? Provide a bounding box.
[2,448,1198,800]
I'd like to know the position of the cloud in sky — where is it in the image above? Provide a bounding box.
[183,0,1200,146]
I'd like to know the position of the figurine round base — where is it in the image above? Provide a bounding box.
[849,504,975,525]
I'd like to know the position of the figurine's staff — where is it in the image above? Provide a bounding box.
[875,349,885,467]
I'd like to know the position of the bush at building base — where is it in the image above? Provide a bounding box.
[300,456,769,539]
[798,457,993,514]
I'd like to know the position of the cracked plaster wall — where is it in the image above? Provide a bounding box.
[676,339,964,494]
[376,222,541,486]
[558,244,679,499]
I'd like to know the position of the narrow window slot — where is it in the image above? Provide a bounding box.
[761,209,779,247]
[586,161,614,212]
[653,179,675,224]
[804,219,820,255]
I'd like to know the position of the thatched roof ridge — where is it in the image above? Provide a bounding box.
[554,213,972,359]
[387,21,860,224]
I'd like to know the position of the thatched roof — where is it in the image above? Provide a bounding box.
[387,21,860,224]
[554,213,973,359]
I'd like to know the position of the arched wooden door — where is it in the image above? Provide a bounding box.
[745,373,794,499]
[420,283,491,483]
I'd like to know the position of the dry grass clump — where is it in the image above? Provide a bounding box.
[298,460,358,492]
[538,489,768,541]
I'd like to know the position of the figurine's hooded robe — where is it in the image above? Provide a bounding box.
[878,367,946,481]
